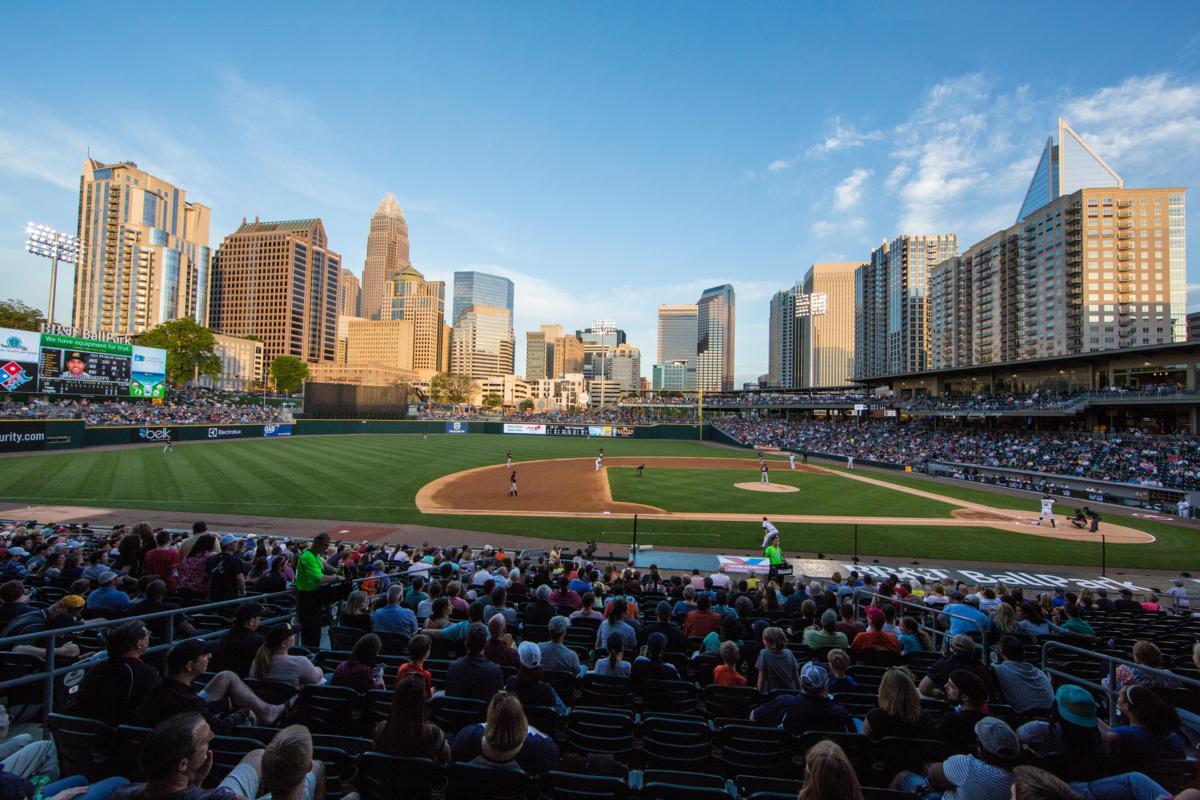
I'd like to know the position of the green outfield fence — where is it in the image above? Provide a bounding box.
[0,418,713,453]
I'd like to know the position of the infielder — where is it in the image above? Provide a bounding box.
[760,462,769,484]
[598,447,605,462]
[1037,494,1056,527]
[506,451,513,468]
[761,516,780,549]
[789,452,797,471]
[595,457,603,472]
[509,471,518,497]
[846,456,854,470]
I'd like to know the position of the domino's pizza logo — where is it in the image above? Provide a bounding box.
[0,362,32,393]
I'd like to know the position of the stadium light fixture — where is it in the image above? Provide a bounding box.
[25,222,79,326]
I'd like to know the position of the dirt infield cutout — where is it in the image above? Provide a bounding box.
[416,457,1155,545]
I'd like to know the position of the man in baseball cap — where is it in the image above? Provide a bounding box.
[750,660,854,735]
[86,569,131,614]
[894,715,1019,796]
[207,535,247,602]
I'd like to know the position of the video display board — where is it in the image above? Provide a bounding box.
[0,327,167,398]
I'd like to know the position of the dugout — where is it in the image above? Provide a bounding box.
[302,382,409,419]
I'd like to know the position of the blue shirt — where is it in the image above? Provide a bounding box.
[87,585,131,613]
[372,604,418,637]
[942,603,991,637]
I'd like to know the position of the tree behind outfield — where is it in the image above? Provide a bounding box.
[0,299,44,332]
[270,356,309,393]
[482,393,502,409]
[430,372,474,404]
[135,317,221,386]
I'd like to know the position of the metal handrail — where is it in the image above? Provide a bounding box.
[1040,638,1200,727]
[850,589,991,664]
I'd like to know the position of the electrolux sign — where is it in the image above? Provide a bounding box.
[208,427,244,438]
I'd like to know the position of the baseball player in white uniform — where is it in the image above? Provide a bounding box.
[1037,494,1056,527]
[506,451,513,468]
[595,457,602,471]
[847,456,855,470]
[761,517,780,549]
[789,452,797,470]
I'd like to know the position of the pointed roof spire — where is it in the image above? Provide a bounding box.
[375,193,405,218]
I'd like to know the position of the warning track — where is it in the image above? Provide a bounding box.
[415,457,1154,545]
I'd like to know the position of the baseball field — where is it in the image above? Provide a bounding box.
[0,432,1191,571]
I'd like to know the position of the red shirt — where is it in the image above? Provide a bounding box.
[850,629,901,653]
[142,548,181,592]
[713,665,747,686]
[683,610,723,639]
[396,661,432,698]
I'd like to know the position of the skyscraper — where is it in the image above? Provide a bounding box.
[767,286,800,389]
[526,330,549,380]
[382,265,449,378]
[450,305,515,379]
[596,343,641,390]
[654,304,697,390]
[210,218,340,364]
[696,284,735,391]
[854,235,958,379]
[577,320,626,381]
[339,268,362,317]
[361,194,410,321]
[1017,118,1124,223]
[798,263,861,388]
[452,271,514,327]
[74,158,212,334]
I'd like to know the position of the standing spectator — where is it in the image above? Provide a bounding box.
[206,535,246,603]
[177,534,216,599]
[141,530,180,592]
[294,533,336,649]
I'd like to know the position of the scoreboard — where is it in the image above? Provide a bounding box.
[0,327,167,398]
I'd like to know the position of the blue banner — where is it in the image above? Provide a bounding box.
[262,424,292,438]
[445,421,469,434]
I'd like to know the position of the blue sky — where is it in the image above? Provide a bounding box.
[2,2,1200,385]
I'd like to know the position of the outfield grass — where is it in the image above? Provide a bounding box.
[607,467,958,517]
[0,434,1185,570]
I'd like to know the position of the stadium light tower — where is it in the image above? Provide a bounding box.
[25,222,79,326]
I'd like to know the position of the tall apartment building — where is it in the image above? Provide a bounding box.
[210,218,340,364]
[452,271,514,327]
[798,262,860,387]
[696,284,735,391]
[345,317,415,372]
[450,305,515,379]
[382,266,448,378]
[595,343,641,390]
[767,286,800,389]
[654,304,697,390]
[930,122,1188,368]
[339,268,362,317]
[526,330,549,380]
[361,194,410,321]
[578,321,626,381]
[74,158,212,334]
[854,234,958,379]
[552,332,584,377]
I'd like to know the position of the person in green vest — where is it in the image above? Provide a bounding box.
[295,532,337,648]
[764,532,785,585]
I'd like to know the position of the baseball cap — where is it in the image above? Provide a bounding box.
[220,534,240,548]
[800,661,828,692]
[167,639,219,673]
[7,547,28,558]
[234,602,265,624]
[98,570,118,584]
[866,607,885,627]
[1054,684,1098,729]
[950,634,977,655]
[264,623,296,649]
[949,591,965,601]
[974,717,1020,759]
[820,608,838,627]
[59,595,85,610]
[517,640,541,669]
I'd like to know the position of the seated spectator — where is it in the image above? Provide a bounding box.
[404,576,429,608]
[523,585,556,627]
[372,585,418,637]
[825,649,857,694]
[803,608,850,650]
[1108,685,1186,759]
[797,739,864,800]
[331,633,385,692]
[1054,604,1095,638]
[992,635,1054,714]
[898,616,932,654]
[445,623,503,701]
[538,616,581,676]
[129,579,194,641]
[72,620,159,727]
[593,632,630,677]
[1114,640,1183,689]
[630,632,680,692]
[206,535,246,602]
[451,691,559,775]
[919,635,993,700]
[483,587,517,628]
[1018,684,1106,759]
[682,593,722,639]
[249,624,323,689]
[423,597,453,630]
[670,586,697,624]
[251,558,287,595]
[835,603,865,640]
[373,673,450,763]
[750,662,854,735]
[990,603,1019,637]
[569,592,602,622]
[135,639,285,731]
[210,603,265,677]
[86,570,131,615]
[2,595,83,660]
[338,591,371,632]
[1017,602,1052,637]
[755,626,800,693]
[713,640,746,686]
[595,597,637,652]
[0,582,32,627]
[935,669,992,746]
[395,634,433,698]
[850,607,900,653]
[1112,588,1142,613]
[1140,592,1163,612]
[893,716,1018,800]
[224,725,324,800]
[862,667,935,741]
[638,601,688,652]
[942,592,991,637]
[506,641,567,714]
[142,530,180,592]
[112,712,256,800]
[1010,765,1081,800]
[484,614,519,667]
[701,614,742,655]
[548,576,581,611]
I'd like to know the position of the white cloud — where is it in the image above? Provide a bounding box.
[811,218,865,238]
[767,159,792,173]
[805,117,884,158]
[833,168,872,211]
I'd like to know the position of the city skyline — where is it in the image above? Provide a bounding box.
[3,4,1200,385]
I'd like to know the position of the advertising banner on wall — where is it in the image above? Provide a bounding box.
[0,421,48,452]
[503,423,546,435]
[587,426,613,437]
[717,555,772,574]
[614,426,636,438]
[445,421,469,434]
[262,424,292,438]
[546,424,588,437]
[131,427,178,444]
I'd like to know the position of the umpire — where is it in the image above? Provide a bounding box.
[295,532,336,648]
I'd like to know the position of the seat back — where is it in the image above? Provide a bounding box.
[300,684,360,735]
[329,626,365,651]
[701,685,759,719]
[356,753,439,800]
[542,770,630,800]
[47,713,115,782]
[641,679,698,714]
[566,707,635,758]
[430,694,488,733]
[447,762,532,800]
[205,736,264,788]
[579,673,633,708]
[115,725,152,781]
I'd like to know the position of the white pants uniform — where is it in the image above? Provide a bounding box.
[847,457,854,469]
[761,524,779,549]
[761,469,769,483]
[789,455,796,470]
[1039,500,1055,524]
[595,458,602,471]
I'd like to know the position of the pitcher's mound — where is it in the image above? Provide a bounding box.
[735,482,799,493]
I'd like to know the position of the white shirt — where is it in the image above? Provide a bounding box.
[1040,498,1055,513]
[709,572,732,589]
